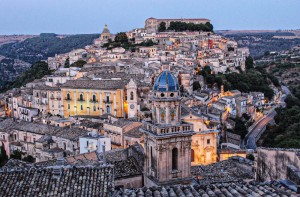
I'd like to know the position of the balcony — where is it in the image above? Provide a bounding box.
[90,99,98,103]
[77,99,85,102]
[20,111,29,115]
[103,100,113,104]
[65,97,72,101]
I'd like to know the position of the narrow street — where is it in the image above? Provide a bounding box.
[244,86,290,149]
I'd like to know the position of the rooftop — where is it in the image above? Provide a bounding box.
[115,181,298,196]
[61,79,127,90]
[0,165,114,197]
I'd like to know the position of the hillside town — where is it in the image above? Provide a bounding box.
[0,17,299,196]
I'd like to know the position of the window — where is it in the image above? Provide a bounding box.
[80,94,84,101]
[63,143,67,150]
[14,134,17,140]
[49,79,53,82]
[68,104,70,109]
[151,146,155,168]
[191,149,195,162]
[130,92,134,100]
[172,148,178,170]
[67,93,70,100]
[207,139,211,145]
[106,105,110,113]
[80,105,83,110]
[92,95,96,102]
[106,96,110,102]
[93,106,96,111]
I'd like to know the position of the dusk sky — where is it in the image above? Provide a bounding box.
[0,0,299,35]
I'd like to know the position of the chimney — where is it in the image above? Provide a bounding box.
[52,158,64,180]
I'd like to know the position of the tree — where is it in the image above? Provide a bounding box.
[70,60,87,68]
[64,58,70,68]
[193,81,201,91]
[0,144,8,164]
[158,22,166,32]
[233,117,248,139]
[245,56,254,70]
[10,150,23,160]
[23,155,35,163]
[246,154,255,161]
[114,32,128,43]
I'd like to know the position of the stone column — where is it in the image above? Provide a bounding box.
[166,103,170,124]
[156,105,160,124]
[74,91,77,116]
[114,93,117,116]
[152,103,156,122]
[99,92,102,115]
[175,104,179,123]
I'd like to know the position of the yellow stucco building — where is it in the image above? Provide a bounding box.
[182,112,219,165]
[61,79,138,118]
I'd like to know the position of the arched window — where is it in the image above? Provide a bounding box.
[130,92,134,100]
[172,147,178,170]
[67,93,70,100]
[80,94,83,101]
[151,146,154,168]
[191,149,195,162]
[92,95,96,102]
[106,105,110,114]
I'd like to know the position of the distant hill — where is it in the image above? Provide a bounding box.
[218,30,300,58]
[0,61,52,92]
[0,33,99,89]
[0,33,99,64]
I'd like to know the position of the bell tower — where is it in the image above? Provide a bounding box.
[141,70,194,187]
[126,79,138,118]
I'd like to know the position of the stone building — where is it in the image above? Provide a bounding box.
[141,70,194,186]
[145,17,210,32]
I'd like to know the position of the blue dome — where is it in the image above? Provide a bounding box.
[153,71,179,92]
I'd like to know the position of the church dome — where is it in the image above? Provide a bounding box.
[153,71,179,92]
[102,24,110,34]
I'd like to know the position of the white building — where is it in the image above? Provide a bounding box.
[79,131,111,154]
[17,106,39,122]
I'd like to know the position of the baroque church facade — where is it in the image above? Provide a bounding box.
[141,70,194,186]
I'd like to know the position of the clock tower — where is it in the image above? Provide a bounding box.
[126,79,138,118]
[141,70,194,187]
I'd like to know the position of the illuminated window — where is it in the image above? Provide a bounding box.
[191,149,195,162]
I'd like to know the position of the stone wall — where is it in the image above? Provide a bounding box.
[256,148,300,182]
